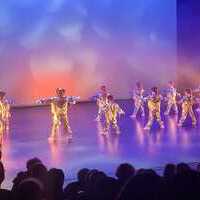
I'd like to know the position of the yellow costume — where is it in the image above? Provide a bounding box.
[39,88,79,140]
[0,101,4,133]
[194,86,200,112]
[165,87,178,115]
[0,99,10,133]
[131,88,145,118]
[96,94,109,121]
[144,95,164,130]
[105,102,124,134]
[178,95,196,126]
[50,97,72,139]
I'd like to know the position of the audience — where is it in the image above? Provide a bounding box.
[0,161,12,200]
[26,157,42,172]
[115,163,135,187]
[15,178,44,200]
[64,168,89,200]
[48,168,65,200]
[0,158,200,200]
[163,163,176,180]
[117,169,162,200]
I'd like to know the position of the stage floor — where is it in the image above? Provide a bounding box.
[2,100,200,188]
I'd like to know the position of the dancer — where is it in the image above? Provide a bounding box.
[193,85,200,112]
[131,81,145,118]
[39,88,79,141]
[95,85,110,121]
[178,88,197,127]
[0,91,11,133]
[144,87,164,130]
[164,81,179,115]
[104,95,125,134]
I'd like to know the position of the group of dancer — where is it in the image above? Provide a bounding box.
[95,81,199,132]
[0,81,200,142]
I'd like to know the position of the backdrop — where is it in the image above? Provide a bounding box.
[0,0,176,103]
[177,0,200,89]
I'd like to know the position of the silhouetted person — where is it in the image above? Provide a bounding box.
[163,163,176,180]
[162,164,177,200]
[173,168,200,200]
[48,168,65,200]
[64,168,90,200]
[0,161,12,200]
[177,163,190,174]
[26,157,42,172]
[12,171,29,194]
[115,163,135,187]
[94,176,119,200]
[29,163,49,199]
[86,170,107,200]
[117,169,162,200]
[12,158,42,192]
[29,163,48,183]
[15,178,44,200]
[197,163,200,172]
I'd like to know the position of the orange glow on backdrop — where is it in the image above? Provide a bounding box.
[33,73,76,98]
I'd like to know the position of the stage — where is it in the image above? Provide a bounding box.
[2,100,200,188]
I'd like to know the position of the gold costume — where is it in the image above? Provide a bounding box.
[131,88,145,117]
[178,96,196,126]
[0,100,10,133]
[194,86,200,112]
[105,102,124,133]
[38,88,79,140]
[144,95,164,130]
[50,98,72,139]
[96,94,109,121]
[165,87,178,115]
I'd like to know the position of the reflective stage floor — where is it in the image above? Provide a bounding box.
[1,100,200,188]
